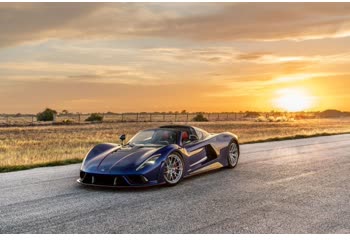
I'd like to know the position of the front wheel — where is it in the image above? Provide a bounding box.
[227,141,239,168]
[163,153,184,186]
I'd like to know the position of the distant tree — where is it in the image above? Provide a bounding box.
[319,109,347,118]
[37,108,57,121]
[193,113,208,122]
[61,110,69,115]
[85,113,103,122]
[181,110,187,114]
[244,111,260,118]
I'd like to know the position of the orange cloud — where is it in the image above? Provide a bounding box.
[1,3,350,113]
[2,3,350,48]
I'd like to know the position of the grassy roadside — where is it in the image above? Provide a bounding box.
[243,131,350,144]
[0,158,82,173]
[1,131,349,173]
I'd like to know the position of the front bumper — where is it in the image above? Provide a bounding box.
[77,171,163,187]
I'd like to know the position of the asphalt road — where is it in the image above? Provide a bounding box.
[1,134,350,233]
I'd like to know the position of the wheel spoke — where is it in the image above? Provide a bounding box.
[164,154,183,184]
[228,143,238,165]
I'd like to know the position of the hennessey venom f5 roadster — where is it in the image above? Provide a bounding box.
[78,125,239,187]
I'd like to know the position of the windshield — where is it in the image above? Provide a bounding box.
[128,129,178,146]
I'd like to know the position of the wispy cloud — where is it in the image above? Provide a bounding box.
[1,3,350,112]
[0,61,161,85]
[2,3,350,48]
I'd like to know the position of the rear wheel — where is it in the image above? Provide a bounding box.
[227,141,239,168]
[163,153,184,186]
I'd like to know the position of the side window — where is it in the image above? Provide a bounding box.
[194,127,209,140]
[202,130,209,139]
[195,129,203,140]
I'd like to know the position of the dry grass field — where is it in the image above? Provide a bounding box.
[1,119,350,171]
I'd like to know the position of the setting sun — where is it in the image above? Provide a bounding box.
[274,88,314,112]
[1,2,350,113]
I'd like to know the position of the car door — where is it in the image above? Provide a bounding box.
[183,130,208,171]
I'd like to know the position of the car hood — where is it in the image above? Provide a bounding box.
[83,145,162,173]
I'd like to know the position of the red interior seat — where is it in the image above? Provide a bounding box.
[182,131,189,142]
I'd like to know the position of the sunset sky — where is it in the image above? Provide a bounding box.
[1,3,350,113]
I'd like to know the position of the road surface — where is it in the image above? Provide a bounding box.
[0,134,349,233]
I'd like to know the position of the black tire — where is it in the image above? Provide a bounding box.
[163,152,184,186]
[227,140,239,168]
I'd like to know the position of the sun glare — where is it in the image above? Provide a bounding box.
[274,88,314,112]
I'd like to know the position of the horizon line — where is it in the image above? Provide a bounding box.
[1,109,349,116]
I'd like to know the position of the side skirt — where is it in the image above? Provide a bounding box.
[187,162,224,176]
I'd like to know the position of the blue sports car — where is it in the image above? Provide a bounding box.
[78,125,239,187]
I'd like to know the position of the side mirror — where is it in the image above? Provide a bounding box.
[189,135,199,142]
[119,134,126,145]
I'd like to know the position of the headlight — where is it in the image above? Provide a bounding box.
[136,154,161,171]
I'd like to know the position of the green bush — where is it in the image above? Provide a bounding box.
[85,113,103,122]
[37,108,57,121]
[192,113,208,122]
[62,119,73,124]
